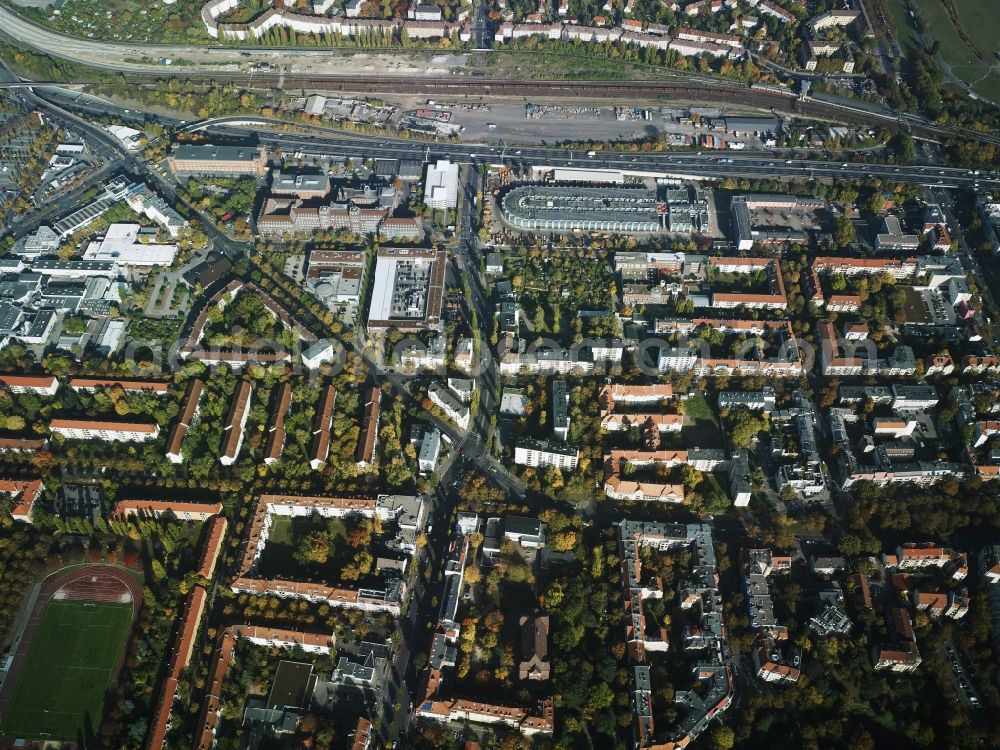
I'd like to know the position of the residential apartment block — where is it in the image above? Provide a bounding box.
[514,438,579,470]
[50,419,159,442]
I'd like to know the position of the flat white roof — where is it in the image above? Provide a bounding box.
[424,160,459,208]
[500,391,527,415]
[97,319,126,351]
[369,257,400,322]
[367,254,435,323]
[551,168,625,184]
[82,223,177,266]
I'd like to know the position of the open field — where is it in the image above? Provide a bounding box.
[0,600,132,741]
[887,0,918,55]
[906,0,1000,102]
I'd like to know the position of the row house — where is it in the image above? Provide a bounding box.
[428,382,471,430]
[148,586,209,750]
[111,499,223,522]
[356,387,382,468]
[264,382,292,465]
[197,516,229,581]
[309,383,337,470]
[963,355,1000,374]
[675,26,742,47]
[758,0,795,22]
[812,255,917,279]
[0,374,59,395]
[514,438,579,470]
[50,418,159,442]
[885,543,966,578]
[604,475,684,503]
[166,378,204,464]
[220,381,252,466]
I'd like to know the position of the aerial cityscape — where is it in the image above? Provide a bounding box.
[0,0,998,748]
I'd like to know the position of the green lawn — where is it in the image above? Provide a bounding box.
[683,394,724,448]
[907,0,1000,101]
[0,601,132,742]
[887,0,918,55]
[257,514,347,580]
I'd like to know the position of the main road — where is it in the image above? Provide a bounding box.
[0,3,302,73]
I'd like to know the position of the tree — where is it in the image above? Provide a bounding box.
[728,411,766,449]
[543,465,565,492]
[711,727,735,750]
[838,534,862,557]
[551,530,578,552]
[150,560,166,582]
[890,133,916,164]
[294,530,330,566]
[833,215,856,247]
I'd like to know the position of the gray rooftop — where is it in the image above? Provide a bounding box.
[173,144,262,162]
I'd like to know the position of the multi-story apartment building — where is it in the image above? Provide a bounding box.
[514,438,579,470]
[50,419,159,442]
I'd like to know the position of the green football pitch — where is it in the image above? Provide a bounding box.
[0,600,132,741]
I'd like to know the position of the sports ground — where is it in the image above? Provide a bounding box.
[0,600,132,741]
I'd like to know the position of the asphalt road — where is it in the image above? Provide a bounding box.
[0,4,292,73]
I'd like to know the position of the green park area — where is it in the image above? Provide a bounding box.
[0,600,132,741]
[905,0,1000,102]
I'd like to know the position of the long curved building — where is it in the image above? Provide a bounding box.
[500,184,664,233]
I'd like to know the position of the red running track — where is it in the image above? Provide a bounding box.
[0,565,142,740]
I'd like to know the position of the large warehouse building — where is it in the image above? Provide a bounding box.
[366,247,446,331]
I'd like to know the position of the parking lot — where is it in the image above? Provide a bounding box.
[944,639,981,710]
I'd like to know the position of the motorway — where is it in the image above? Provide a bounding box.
[237,129,1000,189]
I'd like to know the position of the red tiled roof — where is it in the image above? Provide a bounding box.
[112,499,223,520]
[231,624,335,649]
[195,629,237,750]
[166,379,204,458]
[0,374,58,391]
[352,717,373,750]
[50,418,158,433]
[197,516,228,580]
[220,381,252,460]
[0,478,43,520]
[355,386,381,465]
[310,383,337,467]
[264,382,292,463]
[147,586,208,750]
[0,436,46,452]
[68,377,170,393]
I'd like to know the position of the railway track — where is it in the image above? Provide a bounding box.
[112,71,997,145]
[120,71,797,109]
[118,72,920,134]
